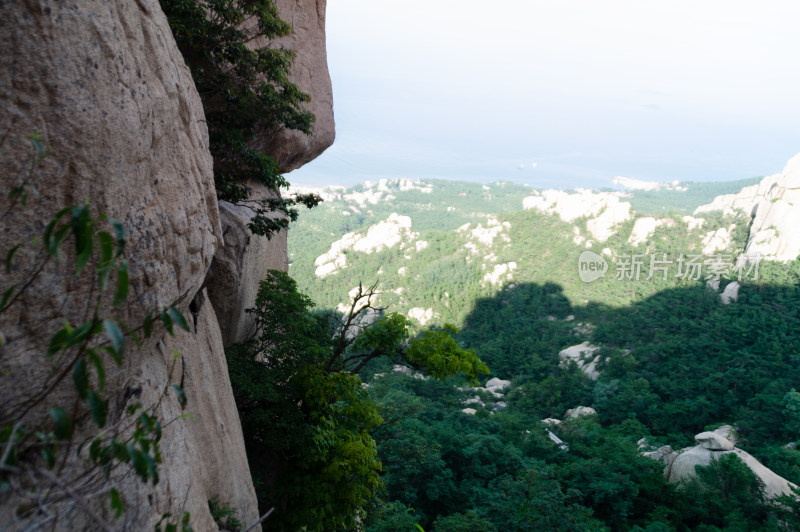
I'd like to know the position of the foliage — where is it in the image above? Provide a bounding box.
[161,0,321,237]
[285,175,800,528]
[208,496,243,531]
[626,177,762,215]
[226,270,487,530]
[0,136,193,528]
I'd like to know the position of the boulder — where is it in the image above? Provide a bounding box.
[713,424,739,444]
[666,432,797,499]
[642,445,679,476]
[720,281,740,305]
[250,0,335,172]
[695,431,735,451]
[559,342,602,380]
[485,377,512,392]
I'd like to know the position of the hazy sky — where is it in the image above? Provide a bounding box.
[289,0,800,189]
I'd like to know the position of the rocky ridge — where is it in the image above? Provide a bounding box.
[695,153,800,262]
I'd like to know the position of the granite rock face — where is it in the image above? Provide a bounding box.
[0,1,260,528]
[207,184,290,346]
[250,0,335,172]
[646,428,798,500]
[695,152,800,262]
[206,0,335,345]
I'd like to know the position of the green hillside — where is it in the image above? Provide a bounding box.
[284,177,800,530]
[626,177,763,215]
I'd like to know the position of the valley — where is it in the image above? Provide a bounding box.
[288,162,800,530]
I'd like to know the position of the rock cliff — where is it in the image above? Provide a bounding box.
[207,0,335,346]
[0,0,333,528]
[251,0,335,172]
[695,152,800,262]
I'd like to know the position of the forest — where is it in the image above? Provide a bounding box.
[276,177,800,530]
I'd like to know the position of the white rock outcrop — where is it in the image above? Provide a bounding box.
[482,262,518,287]
[458,217,512,255]
[682,215,705,231]
[566,406,598,418]
[523,189,632,242]
[695,153,800,262]
[314,213,417,277]
[628,217,660,246]
[559,343,603,380]
[628,217,674,246]
[701,226,734,255]
[408,307,435,326]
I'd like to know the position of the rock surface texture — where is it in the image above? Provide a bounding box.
[0,0,338,528]
[695,152,800,262]
[251,0,335,172]
[207,184,290,346]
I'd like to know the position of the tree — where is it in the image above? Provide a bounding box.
[161,0,321,237]
[226,270,488,531]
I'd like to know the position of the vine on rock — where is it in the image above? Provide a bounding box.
[0,134,192,529]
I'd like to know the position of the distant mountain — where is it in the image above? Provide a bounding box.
[287,168,800,530]
[289,176,757,326]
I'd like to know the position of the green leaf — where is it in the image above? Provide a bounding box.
[50,407,73,440]
[172,385,187,408]
[42,447,55,469]
[143,312,153,338]
[98,231,113,264]
[167,306,190,332]
[109,488,124,519]
[42,206,72,259]
[132,450,148,480]
[70,205,93,275]
[0,285,15,312]
[103,319,125,360]
[113,260,129,309]
[161,308,174,335]
[87,350,106,391]
[63,319,100,350]
[73,358,89,399]
[4,244,21,273]
[47,326,69,357]
[88,390,108,428]
[111,219,125,257]
[89,439,102,462]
